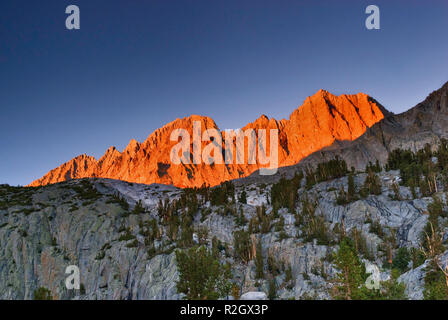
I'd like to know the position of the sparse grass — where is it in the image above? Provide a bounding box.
[118,228,136,242]
[21,208,35,216]
[106,193,129,211]
[369,220,385,238]
[73,180,102,202]
[278,230,289,241]
[125,239,139,248]
[95,250,106,260]
[100,242,112,251]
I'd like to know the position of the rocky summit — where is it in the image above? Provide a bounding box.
[29,90,385,188]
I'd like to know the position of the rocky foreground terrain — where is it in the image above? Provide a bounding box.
[1,156,447,299]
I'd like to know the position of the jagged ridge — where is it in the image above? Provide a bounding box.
[29,90,385,188]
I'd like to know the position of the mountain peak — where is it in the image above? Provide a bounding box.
[316,88,329,95]
[124,139,140,156]
[158,114,218,131]
[29,89,387,188]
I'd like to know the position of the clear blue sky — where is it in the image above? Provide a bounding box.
[1,0,447,186]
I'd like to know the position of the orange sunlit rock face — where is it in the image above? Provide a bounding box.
[29,90,385,188]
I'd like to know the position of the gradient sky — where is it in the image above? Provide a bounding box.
[1,0,448,186]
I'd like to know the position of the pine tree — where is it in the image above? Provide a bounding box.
[180,214,194,248]
[196,226,209,245]
[238,189,247,204]
[391,182,402,200]
[348,173,356,198]
[423,260,448,300]
[421,195,445,258]
[380,269,407,300]
[268,279,277,300]
[362,170,382,196]
[132,199,146,215]
[231,283,240,300]
[255,239,264,279]
[391,247,410,274]
[233,230,252,263]
[175,246,232,300]
[235,207,247,226]
[375,159,382,173]
[333,238,368,300]
[336,186,348,205]
[33,287,53,300]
